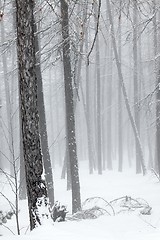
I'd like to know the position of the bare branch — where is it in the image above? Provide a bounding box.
[87,0,101,65]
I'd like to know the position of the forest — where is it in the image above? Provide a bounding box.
[0,0,160,239]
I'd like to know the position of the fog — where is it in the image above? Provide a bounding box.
[0,0,159,236]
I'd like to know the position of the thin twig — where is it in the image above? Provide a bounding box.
[1,223,15,235]
[87,0,101,65]
[82,196,115,215]
[0,192,15,211]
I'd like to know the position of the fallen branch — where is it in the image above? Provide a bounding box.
[82,197,115,216]
[66,195,152,222]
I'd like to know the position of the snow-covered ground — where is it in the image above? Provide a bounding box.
[1,162,160,240]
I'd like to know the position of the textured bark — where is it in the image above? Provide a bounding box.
[15,0,48,230]
[60,0,81,214]
[34,24,55,208]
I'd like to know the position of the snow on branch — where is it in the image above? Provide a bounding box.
[66,196,152,221]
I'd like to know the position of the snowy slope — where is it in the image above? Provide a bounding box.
[1,163,160,239]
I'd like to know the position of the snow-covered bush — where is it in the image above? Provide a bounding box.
[0,210,14,225]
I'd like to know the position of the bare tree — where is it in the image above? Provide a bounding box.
[60,0,81,214]
[118,0,123,172]
[133,0,141,173]
[106,0,146,175]
[15,0,49,230]
[106,34,113,170]
[95,33,102,174]
[85,30,94,174]
[0,0,14,176]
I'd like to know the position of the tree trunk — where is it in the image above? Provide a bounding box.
[96,35,102,174]
[0,0,14,175]
[118,0,123,172]
[106,35,113,170]
[60,0,81,214]
[85,30,94,174]
[34,22,55,208]
[15,0,49,230]
[49,68,55,168]
[106,0,146,175]
[153,0,159,172]
[133,0,141,173]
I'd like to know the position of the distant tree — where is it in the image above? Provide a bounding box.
[60,0,81,214]
[106,35,113,171]
[94,1,103,175]
[106,0,146,175]
[104,0,113,171]
[133,0,141,174]
[0,0,14,175]
[95,17,102,174]
[95,33,102,174]
[15,0,49,230]
[151,0,158,171]
[85,30,94,174]
[19,125,27,200]
[118,0,123,172]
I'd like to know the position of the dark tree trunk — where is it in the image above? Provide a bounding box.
[15,0,48,230]
[60,0,81,214]
[34,23,55,208]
